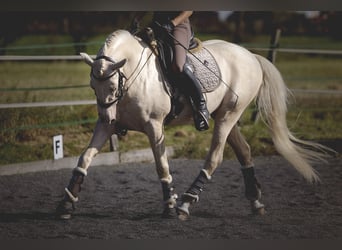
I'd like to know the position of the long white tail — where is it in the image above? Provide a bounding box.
[254,54,333,183]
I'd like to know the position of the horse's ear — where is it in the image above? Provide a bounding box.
[80,52,94,66]
[112,59,127,70]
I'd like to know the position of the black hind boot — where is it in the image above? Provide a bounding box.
[182,63,210,131]
[241,167,265,214]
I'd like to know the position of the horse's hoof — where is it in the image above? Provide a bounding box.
[58,213,72,220]
[177,209,190,221]
[253,206,266,216]
[251,200,266,215]
[55,200,74,220]
[55,209,73,220]
[176,203,190,221]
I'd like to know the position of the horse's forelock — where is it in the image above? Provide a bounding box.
[92,60,104,77]
[92,59,115,80]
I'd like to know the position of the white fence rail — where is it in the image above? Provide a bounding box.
[246,47,342,55]
[1,89,341,109]
[0,100,96,109]
[1,47,342,61]
[0,55,88,61]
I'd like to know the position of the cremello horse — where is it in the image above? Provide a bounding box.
[56,29,330,220]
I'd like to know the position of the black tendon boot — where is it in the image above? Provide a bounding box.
[182,63,210,131]
[161,181,178,218]
[182,169,211,203]
[241,167,265,214]
[56,167,86,220]
[177,169,211,219]
[241,167,261,201]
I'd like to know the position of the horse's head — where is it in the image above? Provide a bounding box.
[80,52,127,123]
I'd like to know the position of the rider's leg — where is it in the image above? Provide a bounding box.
[173,21,209,131]
[181,63,210,131]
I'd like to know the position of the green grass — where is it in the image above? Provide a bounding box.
[277,58,342,90]
[4,35,77,55]
[0,61,94,103]
[0,34,341,165]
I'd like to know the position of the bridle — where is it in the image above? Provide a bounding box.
[90,49,153,108]
[90,55,127,108]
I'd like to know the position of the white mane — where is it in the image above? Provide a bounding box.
[100,30,133,55]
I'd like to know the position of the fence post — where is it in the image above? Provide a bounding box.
[267,28,282,63]
[109,134,119,152]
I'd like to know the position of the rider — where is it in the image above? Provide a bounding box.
[130,11,210,131]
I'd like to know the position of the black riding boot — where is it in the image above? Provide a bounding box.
[182,63,210,131]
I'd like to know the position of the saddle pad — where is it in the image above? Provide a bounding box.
[187,47,221,93]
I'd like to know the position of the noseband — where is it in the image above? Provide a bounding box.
[91,55,127,108]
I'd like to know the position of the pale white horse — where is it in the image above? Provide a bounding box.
[56,29,330,220]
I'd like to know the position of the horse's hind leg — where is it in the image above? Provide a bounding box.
[227,124,265,215]
[56,120,116,219]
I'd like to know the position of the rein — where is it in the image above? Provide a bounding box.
[124,49,154,92]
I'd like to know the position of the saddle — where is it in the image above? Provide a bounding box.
[137,27,221,124]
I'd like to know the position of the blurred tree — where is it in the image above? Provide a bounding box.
[324,11,342,40]
[1,11,341,54]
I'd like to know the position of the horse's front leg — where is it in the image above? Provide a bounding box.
[144,120,177,218]
[227,124,265,215]
[56,120,116,219]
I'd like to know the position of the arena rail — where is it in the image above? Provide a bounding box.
[1,47,342,62]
